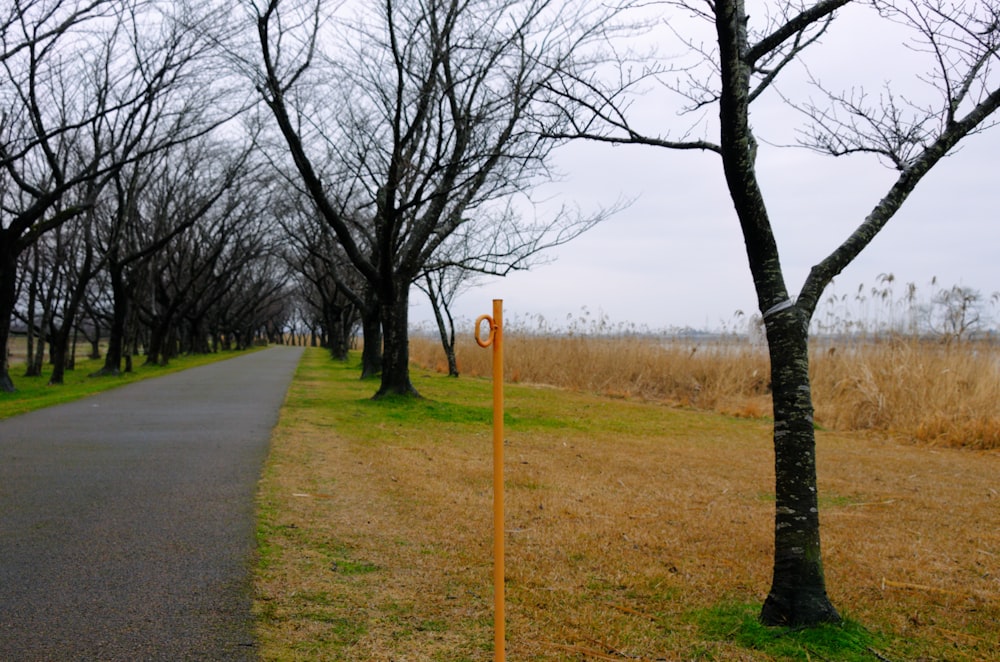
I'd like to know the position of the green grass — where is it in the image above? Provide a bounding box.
[0,349,261,420]
[693,603,888,661]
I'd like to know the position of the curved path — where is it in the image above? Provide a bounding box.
[0,346,303,661]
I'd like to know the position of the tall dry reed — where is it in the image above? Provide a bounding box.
[410,328,1000,449]
[811,337,1000,449]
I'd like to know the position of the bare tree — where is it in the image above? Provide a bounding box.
[547,0,1000,626]
[0,0,242,391]
[45,209,103,384]
[15,229,64,377]
[931,284,986,342]
[278,198,366,362]
[251,0,620,398]
[416,194,619,375]
[415,265,472,377]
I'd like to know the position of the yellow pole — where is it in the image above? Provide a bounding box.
[475,299,504,662]
[491,299,504,662]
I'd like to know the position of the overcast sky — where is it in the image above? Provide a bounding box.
[412,3,1000,332]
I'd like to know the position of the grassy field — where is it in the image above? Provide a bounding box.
[254,348,999,661]
[411,331,1000,450]
[0,339,259,420]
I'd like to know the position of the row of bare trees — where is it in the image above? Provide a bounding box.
[0,0,258,389]
[9,130,298,384]
[3,0,605,393]
[0,1,358,389]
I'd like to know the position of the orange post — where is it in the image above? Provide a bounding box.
[475,299,504,662]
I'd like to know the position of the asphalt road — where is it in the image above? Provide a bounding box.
[0,346,304,661]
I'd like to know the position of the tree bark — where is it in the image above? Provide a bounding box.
[145,322,166,366]
[0,237,17,392]
[48,323,73,385]
[375,281,417,398]
[88,317,101,359]
[324,301,350,361]
[424,273,460,377]
[360,291,383,380]
[759,306,840,625]
[49,237,97,385]
[93,266,128,376]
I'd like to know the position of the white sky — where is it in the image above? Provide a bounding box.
[411,3,1000,332]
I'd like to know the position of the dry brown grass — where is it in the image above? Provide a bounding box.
[811,339,1000,449]
[255,349,1000,661]
[5,334,103,365]
[410,332,1000,449]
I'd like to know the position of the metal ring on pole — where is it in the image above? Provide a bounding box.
[475,314,496,348]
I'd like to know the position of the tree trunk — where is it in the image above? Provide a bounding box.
[759,307,840,626]
[360,295,383,380]
[88,317,101,360]
[66,324,80,370]
[28,313,52,378]
[23,247,39,378]
[425,276,459,377]
[94,267,128,376]
[145,322,165,366]
[713,0,840,627]
[68,324,79,369]
[49,264,92,385]
[375,282,418,398]
[163,326,179,364]
[0,239,16,392]
[188,317,211,353]
[326,303,350,361]
[47,324,72,385]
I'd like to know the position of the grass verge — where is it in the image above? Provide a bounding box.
[0,349,260,420]
[255,348,999,660]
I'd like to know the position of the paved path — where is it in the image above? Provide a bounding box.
[0,347,303,661]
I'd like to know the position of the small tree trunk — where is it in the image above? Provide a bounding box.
[162,326,179,364]
[23,247,39,377]
[94,268,128,376]
[424,274,460,377]
[67,324,79,370]
[24,248,54,379]
[145,322,165,366]
[188,317,211,354]
[49,274,91,385]
[759,307,840,626]
[325,304,349,361]
[48,326,72,385]
[88,318,101,360]
[360,296,383,380]
[0,328,12,393]
[0,240,16,392]
[28,314,51,377]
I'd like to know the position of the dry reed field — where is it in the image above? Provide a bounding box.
[254,348,999,661]
[5,335,102,366]
[410,329,1000,450]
